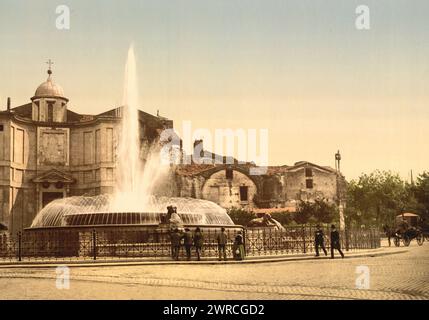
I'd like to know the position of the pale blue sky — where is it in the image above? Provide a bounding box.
[0,0,428,179]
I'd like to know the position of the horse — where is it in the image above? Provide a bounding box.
[382,225,398,247]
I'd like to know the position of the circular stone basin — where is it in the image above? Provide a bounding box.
[29,194,235,229]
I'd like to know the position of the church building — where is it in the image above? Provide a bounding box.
[0,66,172,233]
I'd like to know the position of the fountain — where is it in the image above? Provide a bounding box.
[28,45,236,234]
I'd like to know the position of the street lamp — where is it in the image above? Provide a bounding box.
[335,150,341,172]
[335,150,346,235]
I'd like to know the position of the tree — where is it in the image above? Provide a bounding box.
[293,199,337,225]
[227,208,255,226]
[294,201,315,224]
[346,170,409,227]
[312,199,338,223]
[412,172,429,222]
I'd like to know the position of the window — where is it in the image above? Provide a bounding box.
[239,186,249,202]
[305,168,313,177]
[47,102,54,122]
[226,168,233,179]
[306,179,313,189]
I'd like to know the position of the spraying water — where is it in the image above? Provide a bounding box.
[110,44,170,211]
[116,44,141,195]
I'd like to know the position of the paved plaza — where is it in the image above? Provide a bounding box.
[0,243,428,300]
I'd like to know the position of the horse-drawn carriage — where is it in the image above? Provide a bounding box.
[393,226,424,247]
[384,213,425,247]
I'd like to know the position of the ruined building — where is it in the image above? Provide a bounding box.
[175,159,346,213]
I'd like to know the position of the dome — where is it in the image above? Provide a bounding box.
[34,77,65,98]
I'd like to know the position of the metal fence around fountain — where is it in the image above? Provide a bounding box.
[0,226,380,263]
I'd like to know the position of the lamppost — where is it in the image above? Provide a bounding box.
[335,150,349,250]
[335,150,341,172]
[335,150,346,231]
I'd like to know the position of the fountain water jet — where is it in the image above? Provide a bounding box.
[110,44,171,212]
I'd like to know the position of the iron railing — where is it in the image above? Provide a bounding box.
[0,226,380,263]
[244,226,380,256]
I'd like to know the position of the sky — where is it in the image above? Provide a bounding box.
[0,0,428,180]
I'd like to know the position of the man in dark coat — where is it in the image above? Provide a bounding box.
[330,224,344,259]
[216,227,228,261]
[193,227,204,261]
[183,228,193,261]
[170,228,182,260]
[314,225,327,257]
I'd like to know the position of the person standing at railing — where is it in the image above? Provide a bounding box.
[233,231,245,260]
[314,225,328,257]
[193,227,204,261]
[217,227,228,261]
[170,228,182,261]
[183,228,193,261]
[330,224,344,259]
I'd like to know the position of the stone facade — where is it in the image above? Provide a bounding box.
[0,71,172,233]
[175,161,346,213]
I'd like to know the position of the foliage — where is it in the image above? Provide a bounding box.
[312,199,338,223]
[345,170,415,227]
[294,201,314,224]
[226,207,255,226]
[411,171,429,222]
[294,199,338,225]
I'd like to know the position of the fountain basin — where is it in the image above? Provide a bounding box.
[29,194,236,229]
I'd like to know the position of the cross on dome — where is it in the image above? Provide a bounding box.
[46,59,54,75]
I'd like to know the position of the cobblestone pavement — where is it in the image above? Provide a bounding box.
[0,243,428,300]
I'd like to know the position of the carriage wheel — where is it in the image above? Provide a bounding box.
[416,234,424,246]
[393,237,400,247]
[403,237,411,247]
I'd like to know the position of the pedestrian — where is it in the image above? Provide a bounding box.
[170,228,182,261]
[314,225,327,257]
[163,205,174,224]
[193,227,204,261]
[183,228,193,261]
[232,231,245,260]
[216,227,228,261]
[330,224,344,259]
